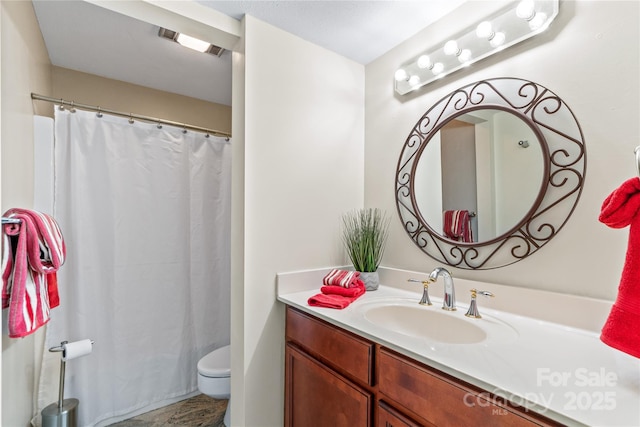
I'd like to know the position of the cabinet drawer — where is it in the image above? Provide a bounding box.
[286,306,374,386]
[378,348,558,427]
[377,401,424,427]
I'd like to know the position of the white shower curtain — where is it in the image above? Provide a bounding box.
[41,108,231,426]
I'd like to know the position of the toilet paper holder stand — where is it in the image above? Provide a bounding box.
[41,340,94,427]
[48,340,95,410]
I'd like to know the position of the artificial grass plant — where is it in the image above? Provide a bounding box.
[342,208,390,273]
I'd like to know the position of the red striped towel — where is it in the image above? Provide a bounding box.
[2,209,66,338]
[443,210,473,243]
[322,269,361,288]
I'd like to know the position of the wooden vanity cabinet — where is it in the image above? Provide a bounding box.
[284,306,561,427]
[285,307,374,427]
[377,347,561,427]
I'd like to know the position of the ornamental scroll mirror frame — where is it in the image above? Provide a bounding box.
[395,77,586,269]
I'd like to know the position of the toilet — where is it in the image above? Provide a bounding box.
[197,345,231,426]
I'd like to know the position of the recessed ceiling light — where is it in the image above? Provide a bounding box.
[158,28,224,57]
[176,33,210,52]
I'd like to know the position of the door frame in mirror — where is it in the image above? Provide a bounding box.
[395,77,586,269]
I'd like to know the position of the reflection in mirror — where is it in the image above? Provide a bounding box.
[414,110,544,243]
[396,78,586,269]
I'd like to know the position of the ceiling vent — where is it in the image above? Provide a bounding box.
[158,28,224,57]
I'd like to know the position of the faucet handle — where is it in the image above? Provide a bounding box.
[408,279,432,306]
[465,289,494,318]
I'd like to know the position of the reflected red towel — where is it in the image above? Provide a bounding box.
[308,282,365,309]
[599,177,640,358]
[443,210,473,243]
[322,269,360,288]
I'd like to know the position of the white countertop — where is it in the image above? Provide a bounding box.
[277,267,640,427]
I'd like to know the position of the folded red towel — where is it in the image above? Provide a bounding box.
[308,282,365,309]
[321,282,364,297]
[322,268,361,288]
[599,177,640,358]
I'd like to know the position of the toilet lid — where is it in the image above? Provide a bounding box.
[198,345,230,378]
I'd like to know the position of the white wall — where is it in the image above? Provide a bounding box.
[234,15,364,426]
[365,0,639,300]
[415,132,442,233]
[493,112,542,236]
[1,1,52,425]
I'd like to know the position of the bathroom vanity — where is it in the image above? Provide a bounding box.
[278,268,640,427]
[285,305,559,426]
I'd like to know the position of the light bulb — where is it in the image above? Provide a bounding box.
[489,32,506,47]
[417,55,432,69]
[476,21,493,39]
[431,62,444,75]
[408,75,420,86]
[458,49,472,63]
[516,0,536,20]
[443,40,460,56]
[529,12,548,30]
[394,68,408,81]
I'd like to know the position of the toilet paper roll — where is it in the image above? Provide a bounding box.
[62,339,93,361]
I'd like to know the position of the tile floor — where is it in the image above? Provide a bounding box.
[108,394,227,427]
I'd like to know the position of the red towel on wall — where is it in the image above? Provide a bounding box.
[443,210,473,243]
[322,269,361,288]
[599,177,640,358]
[2,209,66,338]
[308,282,365,309]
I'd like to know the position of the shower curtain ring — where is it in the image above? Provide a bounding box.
[128,114,134,124]
[157,122,163,129]
[182,125,187,134]
[205,133,210,138]
[69,101,76,113]
[96,107,103,118]
[58,99,65,111]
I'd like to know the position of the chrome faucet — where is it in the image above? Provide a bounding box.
[428,267,456,311]
[407,279,432,306]
[465,289,495,319]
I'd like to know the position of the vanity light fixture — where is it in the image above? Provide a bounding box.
[476,21,507,48]
[158,28,225,56]
[394,0,559,95]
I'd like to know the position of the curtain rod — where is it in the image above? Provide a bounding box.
[31,93,231,138]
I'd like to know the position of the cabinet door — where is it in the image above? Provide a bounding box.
[286,343,372,427]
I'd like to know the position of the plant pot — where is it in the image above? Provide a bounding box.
[359,271,380,291]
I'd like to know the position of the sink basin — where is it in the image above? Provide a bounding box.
[364,304,486,344]
[358,298,518,345]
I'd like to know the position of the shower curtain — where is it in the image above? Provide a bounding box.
[39,107,231,426]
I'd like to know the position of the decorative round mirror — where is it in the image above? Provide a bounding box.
[395,77,586,269]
